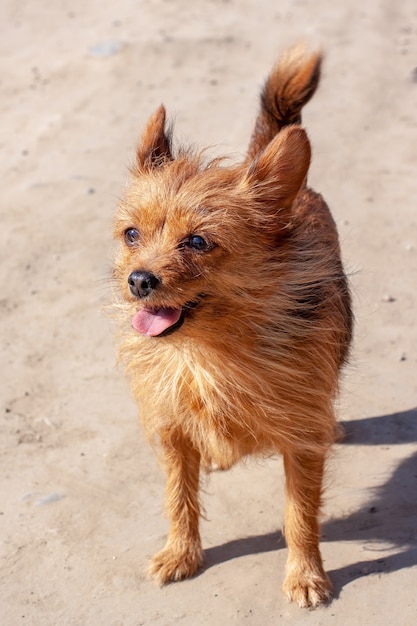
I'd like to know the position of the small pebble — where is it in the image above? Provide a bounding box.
[89,41,124,58]
[35,493,65,506]
[381,294,396,303]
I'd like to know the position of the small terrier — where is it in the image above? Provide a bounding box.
[113,45,352,608]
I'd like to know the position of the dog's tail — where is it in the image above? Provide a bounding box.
[247,45,322,161]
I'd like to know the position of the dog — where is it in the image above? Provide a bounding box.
[113,45,352,608]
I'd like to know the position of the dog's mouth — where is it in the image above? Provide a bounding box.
[131,296,204,337]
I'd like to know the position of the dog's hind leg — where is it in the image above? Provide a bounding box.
[282,450,332,607]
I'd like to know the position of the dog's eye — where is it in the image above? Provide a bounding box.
[124,228,139,246]
[186,235,210,251]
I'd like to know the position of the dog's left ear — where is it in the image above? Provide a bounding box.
[136,104,172,170]
[244,125,311,218]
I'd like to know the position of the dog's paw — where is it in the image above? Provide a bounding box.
[148,544,204,585]
[283,567,333,608]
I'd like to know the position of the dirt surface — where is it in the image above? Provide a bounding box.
[1,1,417,624]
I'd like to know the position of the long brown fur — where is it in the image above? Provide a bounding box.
[113,45,352,608]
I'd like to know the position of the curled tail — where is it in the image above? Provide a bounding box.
[247,45,322,161]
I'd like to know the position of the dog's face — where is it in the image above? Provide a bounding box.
[114,105,311,338]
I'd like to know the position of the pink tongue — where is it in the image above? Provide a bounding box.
[132,307,182,336]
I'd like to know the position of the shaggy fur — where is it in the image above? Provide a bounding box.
[113,45,352,608]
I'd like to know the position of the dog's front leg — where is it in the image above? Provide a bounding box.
[282,450,332,607]
[148,428,203,584]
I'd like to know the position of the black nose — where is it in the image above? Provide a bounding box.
[128,270,160,298]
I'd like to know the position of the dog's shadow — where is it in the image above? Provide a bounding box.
[203,407,417,596]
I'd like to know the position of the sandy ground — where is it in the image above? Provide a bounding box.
[1,1,417,624]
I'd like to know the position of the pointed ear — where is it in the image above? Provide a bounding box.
[136,104,172,170]
[244,126,311,212]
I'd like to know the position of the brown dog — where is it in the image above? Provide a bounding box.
[113,45,352,608]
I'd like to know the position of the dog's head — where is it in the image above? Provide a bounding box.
[114,105,311,338]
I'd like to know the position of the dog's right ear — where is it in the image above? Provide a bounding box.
[136,104,172,170]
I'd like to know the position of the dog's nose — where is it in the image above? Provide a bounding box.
[128,270,160,298]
